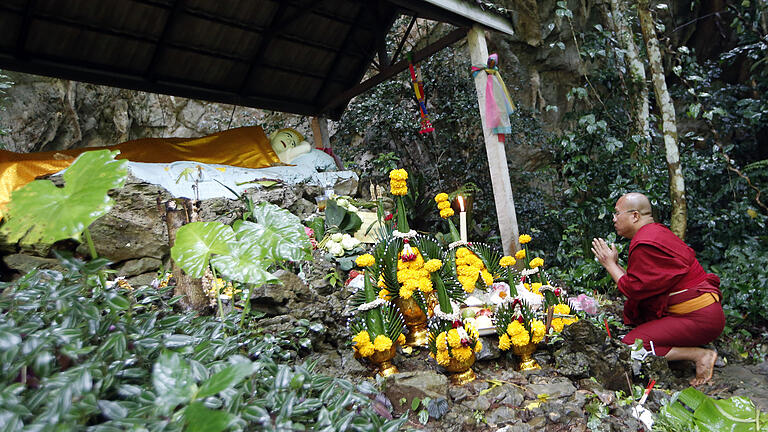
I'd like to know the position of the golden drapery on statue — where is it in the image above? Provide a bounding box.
[0,126,280,218]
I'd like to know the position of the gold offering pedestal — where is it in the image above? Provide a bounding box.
[369,345,398,377]
[512,342,541,371]
[395,296,429,347]
[444,353,477,385]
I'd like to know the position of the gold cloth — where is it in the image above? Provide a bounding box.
[667,293,720,315]
[0,126,280,218]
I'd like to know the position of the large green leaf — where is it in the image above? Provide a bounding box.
[196,361,254,399]
[184,402,231,432]
[660,387,768,432]
[210,241,275,285]
[244,202,312,262]
[171,222,235,278]
[152,351,198,415]
[1,150,127,243]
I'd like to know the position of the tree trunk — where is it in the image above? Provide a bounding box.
[161,198,209,311]
[610,0,650,149]
[637,0,687,239]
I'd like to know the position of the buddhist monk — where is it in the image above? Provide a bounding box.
[591,192,723,386]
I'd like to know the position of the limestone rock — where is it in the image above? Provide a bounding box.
[118,257,162,278]
[3,253,64,274]
[384,371,448,414]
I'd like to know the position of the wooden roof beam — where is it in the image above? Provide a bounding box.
[320,26,466,114]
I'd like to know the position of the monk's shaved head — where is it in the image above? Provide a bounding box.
[618,192,652,215]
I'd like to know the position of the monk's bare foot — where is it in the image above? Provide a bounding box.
[690,349,717,386]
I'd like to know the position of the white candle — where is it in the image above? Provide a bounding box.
[458,195,467,242]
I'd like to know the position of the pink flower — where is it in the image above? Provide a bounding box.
[569,294,598,315]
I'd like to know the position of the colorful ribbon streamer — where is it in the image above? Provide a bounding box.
[407,54,434,134]
[471,53,515,142]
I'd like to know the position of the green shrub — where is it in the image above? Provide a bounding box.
[0,256,406,430]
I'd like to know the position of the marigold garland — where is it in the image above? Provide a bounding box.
[355,254,375,267]
[455,247,493,293]
[396,246,439,299]
[499,256,516,267]
[389,169,408,195]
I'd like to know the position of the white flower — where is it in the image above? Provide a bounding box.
[327,241,344,256]
[330,233,344,242]
[341,235,361,250]
[348,204,358,212]
[515,284,543,310]
[336,197,349,209]
[489,282,511,305]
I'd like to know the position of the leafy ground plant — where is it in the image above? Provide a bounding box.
[0,258,407,431]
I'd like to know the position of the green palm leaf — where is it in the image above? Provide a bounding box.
[1,150,127,244]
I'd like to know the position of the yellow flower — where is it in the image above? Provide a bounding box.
[373,335,393,351]
[531,320,546,344]
[378,289,390,299]
[456,248,470,258]
[481,270,494,286]
[464,322,479,340]
[519,234,532,244]
[531,282,542,294]
[473,339,483,353]
[515,249,526,260]
[399,287,413,299]
[377,275,386,288]
[499,256,516,267]
[389,169,408,180]
[353,331,370,345]
[437,200,451,210]
[507,321,527,337]
[436,332,447,350]
[553,303,571,315]
[551,318,565,333]
[440,208,455,219]
[447,329,462,348]
[498,333,511,350]
[359,343,375,357]
[424,259,443,273]
[397,333,406,346]
[418,279,433,293]
[563,316,579,326]
[436,350,451,366]
[452,346,473,362]
[530,257,544,268]
[511,330,530,347]
[355,254,375,267]
[435,193,449,203]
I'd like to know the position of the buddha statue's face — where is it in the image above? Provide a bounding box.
[270,128,311,163]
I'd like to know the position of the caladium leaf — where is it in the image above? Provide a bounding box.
[210,241,275,285]
[1,150,127,243]
[171,222,235,278]
[241,202,311,262]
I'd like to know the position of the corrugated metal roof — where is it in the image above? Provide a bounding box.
[0,0,513,119]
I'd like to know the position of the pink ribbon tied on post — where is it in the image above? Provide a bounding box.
[471,53,515,142]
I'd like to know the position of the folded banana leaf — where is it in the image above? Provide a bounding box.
[659,386,767,432]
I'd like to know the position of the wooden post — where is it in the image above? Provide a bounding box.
[467,25,520,256]
[311,116,344,170]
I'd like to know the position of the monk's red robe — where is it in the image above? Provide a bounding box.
[618,223,724,356]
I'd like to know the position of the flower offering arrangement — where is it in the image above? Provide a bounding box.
[347,254,406,376]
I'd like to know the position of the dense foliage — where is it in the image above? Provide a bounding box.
[0,257,407,431]
[337,5,768,327]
